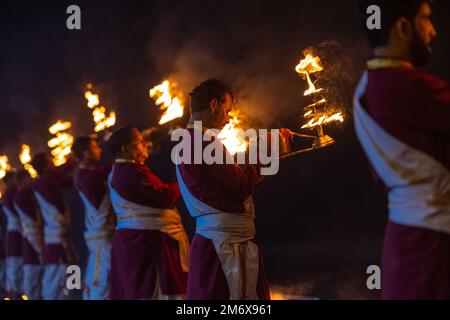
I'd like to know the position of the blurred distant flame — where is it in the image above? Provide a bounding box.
[48,120,73,166]
[149,80,184,125]
[0,155,11,180]
[19,144,38,178]
[84,84,116,132]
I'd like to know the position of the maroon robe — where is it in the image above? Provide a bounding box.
[178,127,270,300]
[1,188,22,259]
[359,63,450,299]
[108,162,187,299]
[14,185,43,265]
[31,159,76,265]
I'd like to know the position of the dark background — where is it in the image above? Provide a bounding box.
[1,0,449,299]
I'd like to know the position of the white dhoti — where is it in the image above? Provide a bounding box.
[5,256,23,294]
[34,191,71,300]
[23,265,43,300]
[83,237,111,300]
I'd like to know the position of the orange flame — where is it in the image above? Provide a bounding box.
[295,54,324,96]
[19,145,38,178]
[0,155,11,180]
[296,52,344,130]
[149,80,184,125]
[301,112,344,129]
[48,121,73,166]
[217,110,247,155]
[84,85,116,132]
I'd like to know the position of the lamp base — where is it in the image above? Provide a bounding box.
[313,135,335,149]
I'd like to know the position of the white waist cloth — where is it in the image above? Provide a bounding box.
[78,191,114,242]
[176,166,259,299]
[354,72,450,234]
[33,191,70,244]
[108,172,189,272]
[2,206,22,233]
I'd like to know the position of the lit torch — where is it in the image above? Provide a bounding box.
[217,110,248,155]
[48,120,74,166]
[0,155,11,180]
[19,144,38,178]
[84,84,116,133]
[295,52,344,149]
[149,80,184,125]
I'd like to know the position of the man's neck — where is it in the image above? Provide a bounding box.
[373,47,412,64]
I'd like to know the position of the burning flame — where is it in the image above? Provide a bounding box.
[48,121,73,166]
[84,85,116,132]
[49,121,72,135]
[217,110,247,155]
[19,145,38,178]
[301,112,344,129]
[296,52,344,130]
[149,80,184,125]
[0,155,11,180]
[295,53,324,96]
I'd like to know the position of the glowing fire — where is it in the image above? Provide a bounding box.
[48,121,74,166]
[301,112,344,129]
[19,145,38,178]
[0,155,11,180]
[217,110,247,155]
[149,80,184,125]
[295,53,324,96]
[84,85,116,132]
[296,52,344,130]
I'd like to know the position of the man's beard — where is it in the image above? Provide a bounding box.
[410,31,432,68]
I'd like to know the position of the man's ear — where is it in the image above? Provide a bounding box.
[395,17,413,42]
[209,98,218,112]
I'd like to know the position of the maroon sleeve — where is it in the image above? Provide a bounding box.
[131,165,181,208]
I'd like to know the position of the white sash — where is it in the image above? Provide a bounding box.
[78,191,114,242]
[14,204,43,259]
[1,205,21,233]
[354,72,450,234]
[107,169,189,272]
[176,165,259,300]
[33,191,70,244]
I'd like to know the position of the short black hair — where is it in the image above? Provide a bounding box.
[72,136,92,161]
[107,126,135,157]
[358,0,433,48]
[189,79,233,112]
[31,153,50,175]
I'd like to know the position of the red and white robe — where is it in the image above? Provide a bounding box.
[108,160,189,300]
[74,164,115,300]
[176,126,270,300]
[1,187,23,297]
[0,212,5,297]
[14,185,44,300]
[31,160,76,300]
[353,59,450,299]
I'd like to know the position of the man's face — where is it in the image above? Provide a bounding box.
[210,93,233,130]
[410,2,437,67]
[125,128,149,164]
[85,140,102,164]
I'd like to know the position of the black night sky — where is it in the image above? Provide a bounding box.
[1,0,449,299]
